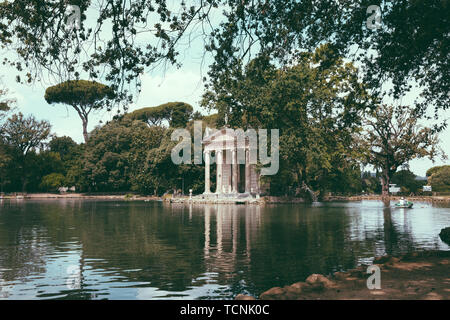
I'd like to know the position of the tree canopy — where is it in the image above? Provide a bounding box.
[0,1,447,119]
[359,104,444,196]
[45,80,113,142]
[0,113,53,192]
[127,102,193,128]
[428,166,450,192]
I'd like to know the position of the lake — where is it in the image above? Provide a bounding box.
[0,199,448,299]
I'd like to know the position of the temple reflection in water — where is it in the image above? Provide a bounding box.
[170,203,261,278]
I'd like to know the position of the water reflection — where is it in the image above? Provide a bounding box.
[0,200,448,299]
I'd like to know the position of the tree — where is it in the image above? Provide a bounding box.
[428,165,450,192]
[0,81,15,123]
[40,173,66,192]
[72,116,165,192]
[1,113,51,191]
[203,0,450,124]
[127,102,193,128]
[45,80,113,142]
[392,169,425,194]
[49,136,79,161]
[359,105,444,196]
[1,113,51,156]
[361,171,382,194]
[426,165,450,178]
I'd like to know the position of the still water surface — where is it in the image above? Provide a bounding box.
[0,199,448,299]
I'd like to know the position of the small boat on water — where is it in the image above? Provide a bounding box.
[395,197,413,208]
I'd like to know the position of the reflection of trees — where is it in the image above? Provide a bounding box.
[0,202,48,282]
[245,204,361,292]
[382,204,397,255]
[381,202,416,255]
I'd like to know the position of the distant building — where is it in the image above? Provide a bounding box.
[423,185,432,192]
[389,184,401,194]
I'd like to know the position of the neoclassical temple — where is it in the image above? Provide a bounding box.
[202,128,260,197]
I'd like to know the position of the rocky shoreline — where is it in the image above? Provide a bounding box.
[236,251,450,300]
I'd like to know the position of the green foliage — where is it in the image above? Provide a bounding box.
[203,46,371,196]
[361,172,381,194]
[1,113,51,155]
[428,166,450,192]
[392,170,425,194]
[45,80,113,142]
[40,173,66,192]
[0,83,15,123]
[128,102,193,128]
[1,1,447,120]
[359,105,443,195]
[426,165,450,177]
[49,136,80,160]
[204,0,449,122]
[45,80,113,107]
[73,117,166,192]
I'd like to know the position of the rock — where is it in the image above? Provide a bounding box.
[439,227,450,245]
[282,282,310,299]
[235,294,256,300]
[259,287,286,300]
[290,281,310,291]
[305,274,336,290]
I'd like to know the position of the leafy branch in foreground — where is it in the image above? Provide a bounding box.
[1,1,447,120]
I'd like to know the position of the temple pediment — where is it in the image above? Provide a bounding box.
[203,127,253,151]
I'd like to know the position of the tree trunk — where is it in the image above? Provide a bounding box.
[21,178,27,193]
[82,118,88,143]
[381,172,390,198]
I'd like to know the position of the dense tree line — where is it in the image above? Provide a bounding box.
[0,101,202,195]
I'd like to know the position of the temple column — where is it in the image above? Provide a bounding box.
[232,149,238,193]
[245,149,250,193]
[216,150,223,194]
[204,150,211,194]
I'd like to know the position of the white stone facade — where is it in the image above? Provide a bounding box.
[203,128,260,196]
